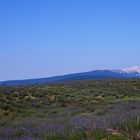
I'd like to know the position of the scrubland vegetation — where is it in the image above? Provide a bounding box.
[0,78,140,139]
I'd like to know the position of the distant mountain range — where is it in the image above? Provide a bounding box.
[1,65,140,86]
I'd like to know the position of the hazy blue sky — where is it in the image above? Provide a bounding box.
[0,0,140,81]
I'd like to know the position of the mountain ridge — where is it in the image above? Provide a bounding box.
[1,66,140,86]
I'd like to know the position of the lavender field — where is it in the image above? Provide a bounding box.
[0,79,140,140]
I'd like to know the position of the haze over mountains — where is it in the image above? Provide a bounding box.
[1,66,140,86]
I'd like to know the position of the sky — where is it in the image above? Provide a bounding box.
[0,0,140,81]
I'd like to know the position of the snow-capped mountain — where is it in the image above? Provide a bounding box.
[121,65,140,73]
[113,66,140,74]
[0,66,140,86]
